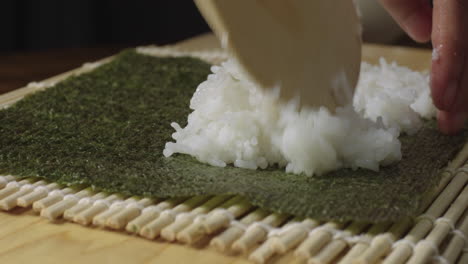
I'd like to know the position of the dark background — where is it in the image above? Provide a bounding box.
[0,1,212,94]
[0,0,211,52]
[0,1,426,95]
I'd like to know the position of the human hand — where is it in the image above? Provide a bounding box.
[379,0,467,134]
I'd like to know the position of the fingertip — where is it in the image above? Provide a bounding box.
[411,32,431,44]
[379,0,432,43]
[404,6,432,43]
[408,23,432,43]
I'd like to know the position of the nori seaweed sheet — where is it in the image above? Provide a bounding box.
[0,50,466,222]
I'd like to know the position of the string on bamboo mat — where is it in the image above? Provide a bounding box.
[0,50,467,223]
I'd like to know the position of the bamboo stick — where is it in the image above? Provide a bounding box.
[308,222,369,264]
[17,183,60,207]
[442,211,468,263]
[143,196,209,235]
[126,197,189,234]
[0,175,16,189]
[249,238,277,264]
[40,189,93,220]
[245,218,309,263]
[32,187,75,212]
[202,197,254,234]
[0,179,31,200]
[406,185,468,264]
[356,166,468,264]
[419,169,455,212]
[210,208,269,252]
[337,222,392,264]
[130,198,186,237]
[0,180,46,210]
[92,197,139,227]
[295,222,344,259]
[231,213,289,254]
[159,195,230,241]
[354,217,412,264]
[272,218,320,254]
[381,168,468,264]
[106,197,156,229]
[176,196,246,244]
[73,194,121,225]
[136,46,227,65]
[449,142,468,169]
[63,192,107,221]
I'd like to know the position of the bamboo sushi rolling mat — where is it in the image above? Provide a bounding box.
[0,34,467,264]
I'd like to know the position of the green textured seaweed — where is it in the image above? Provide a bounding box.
[0,50,466,222]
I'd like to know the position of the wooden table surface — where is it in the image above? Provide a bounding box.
[0,34,434,264]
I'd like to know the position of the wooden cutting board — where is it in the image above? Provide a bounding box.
[0,34,433,264]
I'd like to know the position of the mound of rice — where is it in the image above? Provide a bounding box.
[163,58,435,176]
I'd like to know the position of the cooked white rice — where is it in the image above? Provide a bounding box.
[163,58,435,176]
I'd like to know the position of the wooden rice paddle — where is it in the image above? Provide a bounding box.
[194,0,362,110]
